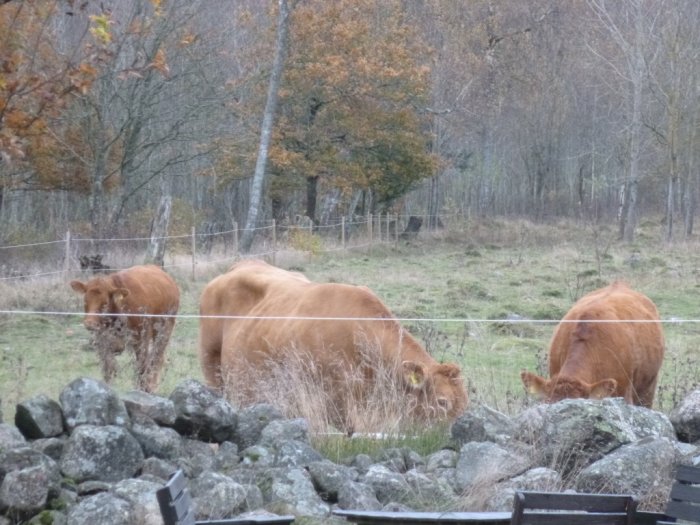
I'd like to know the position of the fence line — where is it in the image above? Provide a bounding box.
[0,308,693,324]
[0,212,430,282]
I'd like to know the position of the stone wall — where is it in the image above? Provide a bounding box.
[1,376,699,525]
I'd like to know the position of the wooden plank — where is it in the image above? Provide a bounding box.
[517,491,635,512]
[332,510,511,524]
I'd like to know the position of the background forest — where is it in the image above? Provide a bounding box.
[0,0,699,250]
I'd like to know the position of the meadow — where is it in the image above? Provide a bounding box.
[2,217,700,432]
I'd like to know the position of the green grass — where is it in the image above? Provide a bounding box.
[1,218,699,430]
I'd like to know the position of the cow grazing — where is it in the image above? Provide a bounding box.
[70,264,180,393]
[520,281,664,408]
[198,259,468,431]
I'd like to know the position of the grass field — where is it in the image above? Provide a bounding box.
[2,217,700,427]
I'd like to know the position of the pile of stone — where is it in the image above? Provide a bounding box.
[1,376,700,525]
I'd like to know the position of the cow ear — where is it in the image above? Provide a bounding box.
[520,370,549,398]
[589,378,618,399]
[70,280,87,294]
[402,361,426,389]
[112,288,130,307]
[435,363,462,380]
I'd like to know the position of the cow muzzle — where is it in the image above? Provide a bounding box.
[83,317,102,332]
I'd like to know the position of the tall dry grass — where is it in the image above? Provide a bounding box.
[221,338,455,437]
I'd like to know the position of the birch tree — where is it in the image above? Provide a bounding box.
[239,0,291,253]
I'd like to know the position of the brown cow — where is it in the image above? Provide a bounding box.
[520,281,664,408]
[70,264,180,393]
[198,259,468,431]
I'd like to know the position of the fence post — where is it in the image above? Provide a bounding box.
[272,219,277,265]
[341,216,346,251]
[64,230,71,274]
[367,213,372,248]
[394,214,399,249]
[233,221,238,258]
[191,226,196,281]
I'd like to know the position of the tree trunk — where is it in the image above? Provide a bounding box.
[239,0,291,253]
[622,3,645,243]
[306,175,318,223]
[147,193,172,266]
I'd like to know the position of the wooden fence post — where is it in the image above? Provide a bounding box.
[367,213,372,249]
[233,221,238,257]
[272,219,277,265]
[191,226,196,280]
[341,216,346,251]
[64,230,71,274]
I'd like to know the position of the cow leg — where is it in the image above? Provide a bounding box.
[135,319,171,393]
[635,377,659,409]
[198,318,224,391]
[97,341,118,384]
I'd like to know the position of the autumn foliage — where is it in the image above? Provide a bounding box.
[0,1,104,165]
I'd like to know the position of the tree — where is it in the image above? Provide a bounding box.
[270,0,435,222]
[0,0,104,220]
[239,0,292,253]
[588,0,656,242]
[41,0,232,241]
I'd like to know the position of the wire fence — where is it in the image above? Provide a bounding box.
[1,213,698,418]
[0,213,434,282]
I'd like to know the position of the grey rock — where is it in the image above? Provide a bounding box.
[377,447,424,473]
[141,457,178,481]
[177,438,216,476]
[308,460,358,501]
[233,403,284,450]
[337,480,382,510]
[516,398,675,475]
[452,404,516,445]
[240,445,275,468]
[60,425,144,482]
[59,377,130,431]
[121,390,177,427]
[0,423,26,450]
[130,420,183,459]
[405,468,457,508]
[14,395,64,439]
[65,492,135,525]
[273,439,323,467]
[670,389,700,442]
[111,478,163,525]
[576,436,677,496]
[454,441,530,492]
[30,437,65,462]
[259,418,309,447]
[261,467,330,517]
[425,449,459,471]
[212,441,240,474]
[190,471,248,520]
[170,379,237,443]
[0,448,61,517]
[363,464,411,504]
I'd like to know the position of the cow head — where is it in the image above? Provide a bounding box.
[402,361,468,420]
[520,370,618,402]
[70,278,130,331]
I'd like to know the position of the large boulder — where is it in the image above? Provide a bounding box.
[59,378,130,431]
[60,425,144,482]
[669,389,700,442]
[14,395,64,439]
[169,380,237,443]
[516,398,675,475]
[0,447,61,519]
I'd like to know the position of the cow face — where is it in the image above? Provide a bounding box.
[402,361,468,420]
[70,278,130,331]
[520,370,618,402]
